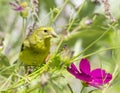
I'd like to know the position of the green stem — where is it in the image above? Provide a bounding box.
[67,83,73,93]
[51,0,85,55]
[11,18,28,55]
[74,31,108,59]
[66,0,86,33]
[80,85,85,93]
[72,46,120,62]
[34,13,41,24]
[22,18,25,42]
[54,38,64,55]
[0,64,16,74]
[8,62,50,90]
[88,89,98,93]
[72,23,115,60]
[0,75,13,91]
[40,87,44,93]
[51,0,69,24]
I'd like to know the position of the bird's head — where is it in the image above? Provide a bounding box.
[35,27,57,39]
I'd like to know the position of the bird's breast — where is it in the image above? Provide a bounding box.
[31,39,50,53]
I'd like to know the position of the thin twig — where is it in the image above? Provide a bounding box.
[67,83,74,93]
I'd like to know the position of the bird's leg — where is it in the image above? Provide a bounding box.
[45,53,50,63]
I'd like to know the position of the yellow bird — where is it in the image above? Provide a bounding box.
[19,27,57,65]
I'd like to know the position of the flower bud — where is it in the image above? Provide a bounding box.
[20,2,28,8]
[20,8,28,18]
[53,8,60,14]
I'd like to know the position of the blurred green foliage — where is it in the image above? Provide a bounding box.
[0,0,120,93]
[0,0,10,31]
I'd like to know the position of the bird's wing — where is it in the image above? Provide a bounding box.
[21,39,30,51]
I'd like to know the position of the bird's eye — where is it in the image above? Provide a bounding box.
[44,30,48,33]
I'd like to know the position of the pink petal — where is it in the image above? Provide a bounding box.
[79,58,91,75]
[104,73,112,84]
[91,68,112,85]
[67,63,79,76]
[14,6,24,11]
[91,68,106,85]
[91,68,106,78]
[89,72,112,88]
[9,2,18,7]
[71,63,79,72]
[76,73,92,82]
[67,63,92,82]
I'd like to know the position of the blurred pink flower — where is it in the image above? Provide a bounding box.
[9,2,27,11]
[67,58,112,88]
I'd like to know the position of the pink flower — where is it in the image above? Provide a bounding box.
[9,2,27,11]
[67,58,112,88]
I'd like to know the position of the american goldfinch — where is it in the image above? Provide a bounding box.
[19,27,57,65]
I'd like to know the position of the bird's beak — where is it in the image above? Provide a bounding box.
[51,31,57,38]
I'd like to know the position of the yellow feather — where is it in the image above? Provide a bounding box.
[19,27,57,65]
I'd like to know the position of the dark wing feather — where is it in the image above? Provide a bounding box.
[21,44,24,51]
